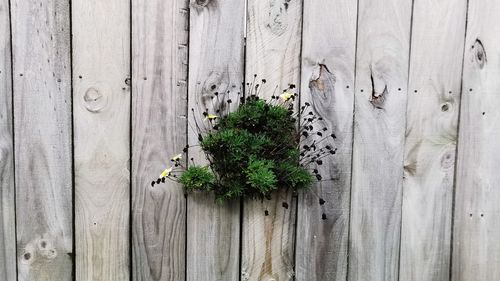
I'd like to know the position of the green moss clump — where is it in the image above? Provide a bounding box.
[180,97,314,202]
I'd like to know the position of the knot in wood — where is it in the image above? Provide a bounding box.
[84,87,107,113]
[41,248,57,259]
[370,86,387,109]
[20,249,35,265]
[34,237,58,259]
[38,239,48,249]
[195,0,210,7]
[473,39,487,69]
[369,69,387,109]
[309,63,334,93]
[441,148,455,169]
[441,102,451,112]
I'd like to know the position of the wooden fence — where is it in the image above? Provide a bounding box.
[0,0,499,280]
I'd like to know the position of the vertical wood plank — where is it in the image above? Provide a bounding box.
[349,0,412,280]
[72,0,130,280]
[0,0,16,279]
[452,1,500,280]
[131,0,188,280]
[295,0,357,280]
[186,0,245,280]
[243,0,302,280]
[11,0,73,280]
[400,1,467,280]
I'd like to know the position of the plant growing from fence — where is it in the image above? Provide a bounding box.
[151,77,337,205]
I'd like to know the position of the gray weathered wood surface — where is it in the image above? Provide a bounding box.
[72,0,130,280]
[295,0,357,280]
[0,0,16,279]
[243,0,302,280]
[131,0,188,281]
[187,0,245,280]
[452,0,500,280]
[12,0,73,280]
[4,1,500,280]
[349,0,412,280]
[400,0,467,280]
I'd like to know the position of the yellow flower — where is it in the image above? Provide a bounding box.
[280,91,294,101]
[205,114,218,121]
[171,153,182,162]
[160,167,172,178]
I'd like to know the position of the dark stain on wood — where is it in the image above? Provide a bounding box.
[267,0,290,36]
[258,204,276,281]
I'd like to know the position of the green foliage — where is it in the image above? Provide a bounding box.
[182,97,314,202]
[276,162,314,189]
[179,166,215,193]
[246,158,278,194]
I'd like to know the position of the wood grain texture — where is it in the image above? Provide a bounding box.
[72,0,130,280]
[452,1,500,280]
[131,0,188,280]
[0,0,16,279]
[295,0,357,280]
[11,0,73,280]
[186,0,245,280]
[243,0,302,280]
[349,0,412,280]
[400,1,467,280]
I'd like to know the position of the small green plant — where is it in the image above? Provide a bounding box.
[151,79,336,204]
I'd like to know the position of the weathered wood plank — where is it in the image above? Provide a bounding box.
[186,0,245,280]
[11,0,73,280]
[243,0,302,280]
[400,1,467,280]
[0,0,16,279]
[295,0,357,280]
[349,0,412,280]
[131,0,188,280]
[72,0,130,279]
[452,1,500,280]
